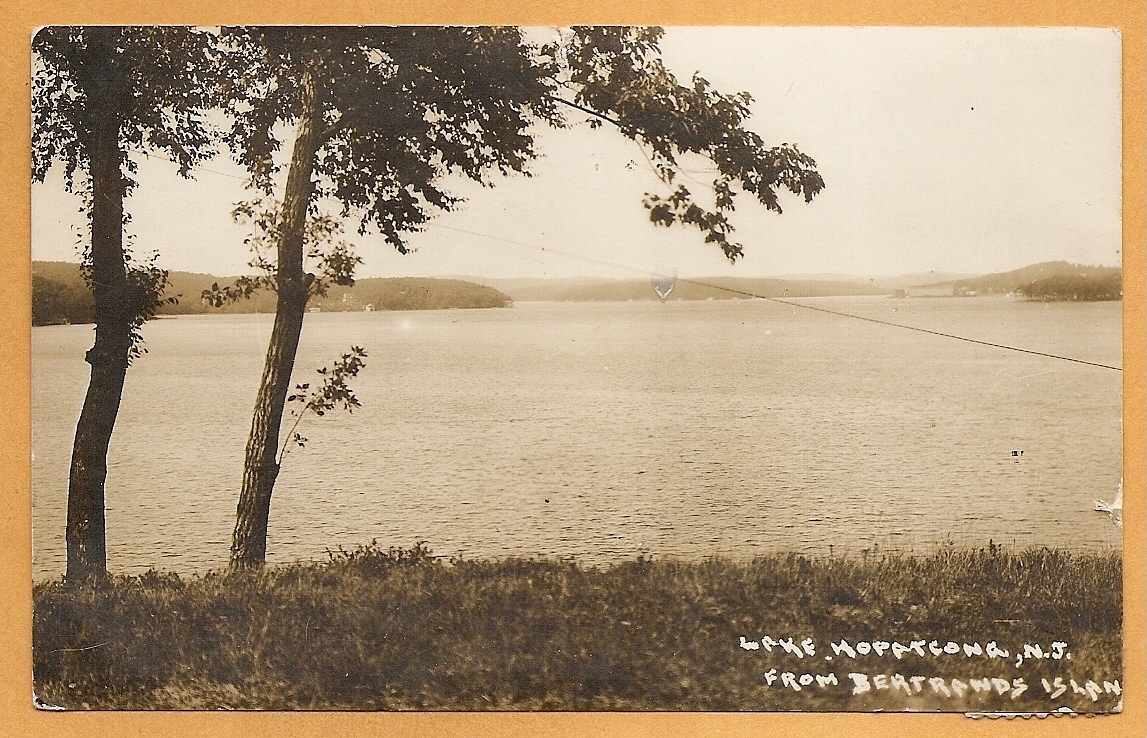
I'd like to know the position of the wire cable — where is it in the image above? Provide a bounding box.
[425,222,1123,372]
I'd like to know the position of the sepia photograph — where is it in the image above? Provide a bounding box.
[28,25,1124,713]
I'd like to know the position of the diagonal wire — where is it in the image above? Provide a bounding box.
[425,221,1123,372]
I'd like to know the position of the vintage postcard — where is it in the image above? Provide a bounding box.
[18,14,1138,731]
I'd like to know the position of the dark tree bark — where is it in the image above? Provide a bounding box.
[230,64,322,569]
[37,26,231,580]
[65,28,131,582]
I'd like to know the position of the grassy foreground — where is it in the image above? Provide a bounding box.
[33,543,1122,712]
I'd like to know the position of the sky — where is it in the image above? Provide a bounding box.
[31,26,1123,281]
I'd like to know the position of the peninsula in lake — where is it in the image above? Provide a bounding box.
[32,262,512,326]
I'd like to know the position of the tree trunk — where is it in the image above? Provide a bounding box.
[230,64,323,569]
[66,29,129,583]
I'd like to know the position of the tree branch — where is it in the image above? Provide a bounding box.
[318,108,363,143]
[553,95,624,131]
[553,94,679,190]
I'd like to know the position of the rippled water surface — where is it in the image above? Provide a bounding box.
[32,297,1123,579]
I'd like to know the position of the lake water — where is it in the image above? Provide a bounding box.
[31,297,1123,580]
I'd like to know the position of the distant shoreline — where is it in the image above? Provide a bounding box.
[33,259,1122,327]
[31,291,1125,330]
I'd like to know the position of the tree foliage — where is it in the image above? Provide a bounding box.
[220,26,824,261]
[281,346,368,462]
[33,27,221,187]
[220,27,562,250]
[557,26,824,260]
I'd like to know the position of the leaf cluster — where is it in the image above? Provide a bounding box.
[558,26,826,261]
[280,346,368,461]
[33,26,225,193]
[77,250,179,363]
[220,27,560,253]
[200,198,364,308]
[211,25,825,263]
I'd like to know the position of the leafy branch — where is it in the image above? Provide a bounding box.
[79,248,180,364]
[278,346,368,464]
[200,197,363,308]
[547,27,825,263]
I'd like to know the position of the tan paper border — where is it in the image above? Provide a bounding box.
[2,1,1142,736]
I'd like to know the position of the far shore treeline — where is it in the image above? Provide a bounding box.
[33,259,1124,327]
[950,262,1122,300]
[32,261,512,326]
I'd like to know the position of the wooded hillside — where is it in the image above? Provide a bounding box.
[947,261,1121,297]
[31,262,511,325]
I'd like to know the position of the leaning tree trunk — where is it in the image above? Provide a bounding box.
[230,65,323,569]
[66,29,130,582]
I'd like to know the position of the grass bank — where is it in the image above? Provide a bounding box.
[33,543,1122,712]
